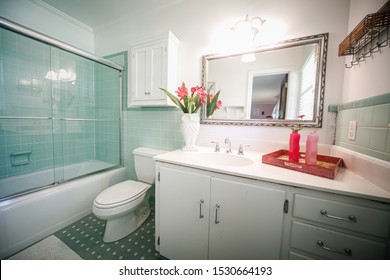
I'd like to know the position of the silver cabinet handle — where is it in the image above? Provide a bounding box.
[199,199,204,219]
[317,240,352,257]
[320,209,357,223]
[215,204,220,224]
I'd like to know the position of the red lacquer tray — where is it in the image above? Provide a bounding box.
[262,150,343,179]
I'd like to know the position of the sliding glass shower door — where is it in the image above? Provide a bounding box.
[0,24,122,200]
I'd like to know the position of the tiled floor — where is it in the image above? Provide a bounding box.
[55,205,161,260]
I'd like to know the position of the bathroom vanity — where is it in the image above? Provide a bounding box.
[154,147,390,260]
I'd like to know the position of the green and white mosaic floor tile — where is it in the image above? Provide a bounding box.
[55,205,161,260]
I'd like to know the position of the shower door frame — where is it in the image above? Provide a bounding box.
[0,16,125,198]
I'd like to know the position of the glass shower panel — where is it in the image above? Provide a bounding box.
[0,27,56,198]
[0,119,55,198]
[95,63,121,167]
[0,21,122,200]
[0,28,52,118]
[50,48,121,181]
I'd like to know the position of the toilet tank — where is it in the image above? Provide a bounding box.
[133,147,167,184]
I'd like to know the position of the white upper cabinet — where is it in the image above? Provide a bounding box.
[128,31,179,107]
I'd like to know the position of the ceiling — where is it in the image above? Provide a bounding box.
[36,0,183,31]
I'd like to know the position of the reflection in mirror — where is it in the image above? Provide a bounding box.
[249,72,288,120]
[201,33,328,127]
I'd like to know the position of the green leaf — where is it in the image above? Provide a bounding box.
[160,88,188,113]
[207,90,220,117]
[207,83,215,94]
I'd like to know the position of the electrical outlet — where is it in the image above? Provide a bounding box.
[348,121,357,141]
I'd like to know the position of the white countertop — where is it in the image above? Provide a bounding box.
[155,147,390,203]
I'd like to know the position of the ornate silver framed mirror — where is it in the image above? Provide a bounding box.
[201,33,328,127]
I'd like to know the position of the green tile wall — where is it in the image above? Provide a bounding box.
[123,108,183,180]
[335,92,390,162]
[105,51,183,180]
[0,27,122,185]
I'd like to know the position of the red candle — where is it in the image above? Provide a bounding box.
[289,132,300,162]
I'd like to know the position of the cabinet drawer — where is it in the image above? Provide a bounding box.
[288,251,316,260]
[291,222,387,259]
[293,194,390,237]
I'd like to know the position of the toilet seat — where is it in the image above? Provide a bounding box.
[94,180,150,209]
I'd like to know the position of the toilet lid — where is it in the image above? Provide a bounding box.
[95,180,149,207]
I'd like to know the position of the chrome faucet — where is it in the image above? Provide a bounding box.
[211,141,220,152]
[237,144,250,155]
[224,137,232,153]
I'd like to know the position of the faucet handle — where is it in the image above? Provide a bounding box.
[237,144,250,155]
[211,141,220,152]
[224,137,232,153]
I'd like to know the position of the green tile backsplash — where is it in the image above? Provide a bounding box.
[335,92,390,162]
[123,108,183,180]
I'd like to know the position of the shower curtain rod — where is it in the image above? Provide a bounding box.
[0,16,124,72]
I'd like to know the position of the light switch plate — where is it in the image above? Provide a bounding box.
[348,121,357,141]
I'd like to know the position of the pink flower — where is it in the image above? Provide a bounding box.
[208,94,222,109]
[175,83,188,100]
[161,82,222,115]
[190,86,202,94]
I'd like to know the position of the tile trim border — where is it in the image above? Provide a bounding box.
[330,92,390,112]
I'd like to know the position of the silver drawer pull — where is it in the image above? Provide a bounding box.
[317,240,352,257]
[320,209,357,223]
[215,204,220,224]
[199,199,204,219]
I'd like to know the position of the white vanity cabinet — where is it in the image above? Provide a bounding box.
[289,190,390,260]
[157,165,211,260]
[155,163,287,260]
[128,31,178,107]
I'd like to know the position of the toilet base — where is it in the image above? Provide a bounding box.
[102,203,151,243]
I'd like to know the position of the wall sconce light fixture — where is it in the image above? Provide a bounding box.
[231,14,267,43]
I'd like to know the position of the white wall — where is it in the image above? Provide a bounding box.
[1,0,354,147]
[0,0,94,53]
[341,0,390,103]
[95,0,350,147]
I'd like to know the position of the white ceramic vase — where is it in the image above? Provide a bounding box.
[181,113,200,151]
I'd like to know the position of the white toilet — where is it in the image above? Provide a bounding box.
[93,147,166,243]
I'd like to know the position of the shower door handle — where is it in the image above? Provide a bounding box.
[199,199,205,218]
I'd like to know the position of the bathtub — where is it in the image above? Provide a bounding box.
[0,160,117,199]
[0,165,126,259]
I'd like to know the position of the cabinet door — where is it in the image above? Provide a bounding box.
[159,166,211,260]
[131,46,148,101]
[131,43,167,102]
[209,178,286,260]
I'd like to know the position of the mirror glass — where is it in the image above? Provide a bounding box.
[201,33,328,127]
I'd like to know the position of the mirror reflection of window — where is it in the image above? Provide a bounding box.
[298,50,316,120]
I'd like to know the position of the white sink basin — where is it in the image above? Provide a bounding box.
[194,152,254,167]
